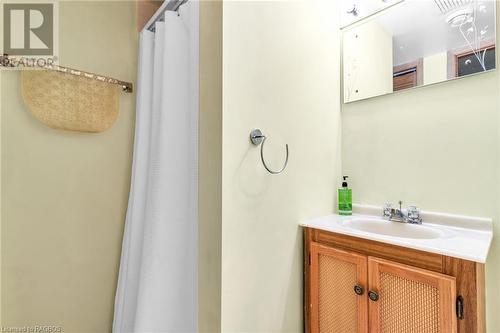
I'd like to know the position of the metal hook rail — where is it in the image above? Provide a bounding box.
[0,54,133,93]
[250,129,289,175]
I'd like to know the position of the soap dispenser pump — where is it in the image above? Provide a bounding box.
[338,176,352,216]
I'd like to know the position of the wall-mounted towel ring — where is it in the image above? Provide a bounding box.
[250,129,289,175]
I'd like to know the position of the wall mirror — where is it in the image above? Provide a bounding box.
[342,0,496,103]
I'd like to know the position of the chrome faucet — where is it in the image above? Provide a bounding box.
[382,201,422,224]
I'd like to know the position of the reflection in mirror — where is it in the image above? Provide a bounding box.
[342,0,496,103]
[340,0,402,28]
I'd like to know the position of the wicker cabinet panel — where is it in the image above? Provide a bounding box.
[309,242,368,333]
[368,257,457,333]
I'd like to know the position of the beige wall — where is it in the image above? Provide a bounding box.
[343,21,393,103]
[1,2,137,332]
[423,52,448,85]
[221,1,341,331]
[342,7,500,332]
[198,1,223,332]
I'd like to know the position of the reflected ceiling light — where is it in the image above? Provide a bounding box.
[446,8,473,27]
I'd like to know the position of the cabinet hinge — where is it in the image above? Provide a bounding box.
[308,253,311,266]
[456,295,464,320]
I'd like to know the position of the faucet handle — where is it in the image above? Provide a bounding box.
[382,203,392,219]
[406,205,422,224]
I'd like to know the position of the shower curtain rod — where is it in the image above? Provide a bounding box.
[0,54,133,93]
[144,0,189,32]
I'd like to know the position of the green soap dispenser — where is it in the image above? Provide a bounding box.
[338,176,352,216]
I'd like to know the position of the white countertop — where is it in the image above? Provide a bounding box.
[300,204,493,263]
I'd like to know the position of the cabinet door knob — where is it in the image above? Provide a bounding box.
[354,285,364,296]
[368,291,379,301]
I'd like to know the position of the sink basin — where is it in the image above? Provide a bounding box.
[342,218,443,239]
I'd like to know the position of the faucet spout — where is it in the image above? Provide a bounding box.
[382,202,422,224]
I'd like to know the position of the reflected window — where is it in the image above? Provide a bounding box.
[456,47,496,77]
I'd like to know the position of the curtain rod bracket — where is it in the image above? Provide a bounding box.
[145,0,189,32]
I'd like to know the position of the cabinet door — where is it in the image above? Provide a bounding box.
[310,242,368,333]
[368,257,457,333]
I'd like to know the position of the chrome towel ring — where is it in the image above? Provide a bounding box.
[250,129,289,175]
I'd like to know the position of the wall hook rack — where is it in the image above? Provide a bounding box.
[1,54,133,93]
[250,129,289,175]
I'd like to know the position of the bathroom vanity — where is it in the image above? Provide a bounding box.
[302,205,492,333]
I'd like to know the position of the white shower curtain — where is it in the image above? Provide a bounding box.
[113,2,198,332]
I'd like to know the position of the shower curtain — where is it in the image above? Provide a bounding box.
[113,2,198,332]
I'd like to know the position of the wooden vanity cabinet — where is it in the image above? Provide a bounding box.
[304,227,485,333]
